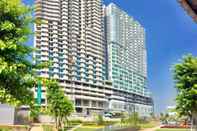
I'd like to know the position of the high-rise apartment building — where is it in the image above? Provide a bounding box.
[34,0,153,116]
[104,3,153,116]
[34,0,112,115]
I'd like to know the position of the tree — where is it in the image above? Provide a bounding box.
[173,55,197,131]
[128,112,140,127]
[150,112,156,120]
[29,104,42,123]
[160,113,169,124]
[0,0,49,106]
[46,80,74,131]
[160,113,165,123]
[0,0,36,106]
[95,114,104,125]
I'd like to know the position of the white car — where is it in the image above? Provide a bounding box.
[104,113,112,118]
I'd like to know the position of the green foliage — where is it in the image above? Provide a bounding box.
[139,120,158,129]
[0,128,10,131]
[128,112,140,127]
[70,119,82,124]
[29,105,41,122]
[0,0,41,106]
[74,127,101,131]
[150,112,157,120]
[96,114,104,125]
[81,121,97,126]
[156,129,189,131]
[0,89,20,106]
[121,112,140,129]
[173,55,197,116]
[160,113,169,123]
[0,126,29,131]
[46,80,74,131]
[42,125,54,131]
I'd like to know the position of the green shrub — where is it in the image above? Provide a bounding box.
[0,127,11,131]
[96,114,104,125]
[70,119,82,124]
[104,120,118,126]
[82,121,96,126]
[30,106,41,123]
[42,125,53,131]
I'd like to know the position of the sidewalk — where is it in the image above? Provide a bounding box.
[30,125,43,131]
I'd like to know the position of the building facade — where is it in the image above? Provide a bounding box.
[34,0,153,117]
[104,3,153,116]
[34,0,112,115]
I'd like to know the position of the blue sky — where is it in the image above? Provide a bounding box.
[23,0,197,113]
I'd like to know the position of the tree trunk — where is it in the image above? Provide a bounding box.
[55,117,58,130]
[192,112,197,131]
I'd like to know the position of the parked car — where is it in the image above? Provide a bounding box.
[104,113,112,118]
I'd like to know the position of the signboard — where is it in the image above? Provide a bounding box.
[37,80,42,105]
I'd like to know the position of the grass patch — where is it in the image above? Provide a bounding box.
[74,120,119,131]
[42,125,54,131]
[82,125,104,128]
[74,125,104,131]
[0,125,29,131]
[118,120,159,129]
[74,128,97,131]
[156,128,189,131]
[140,121,159,129]
[82,121,118,126]
[0,127,11,131]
